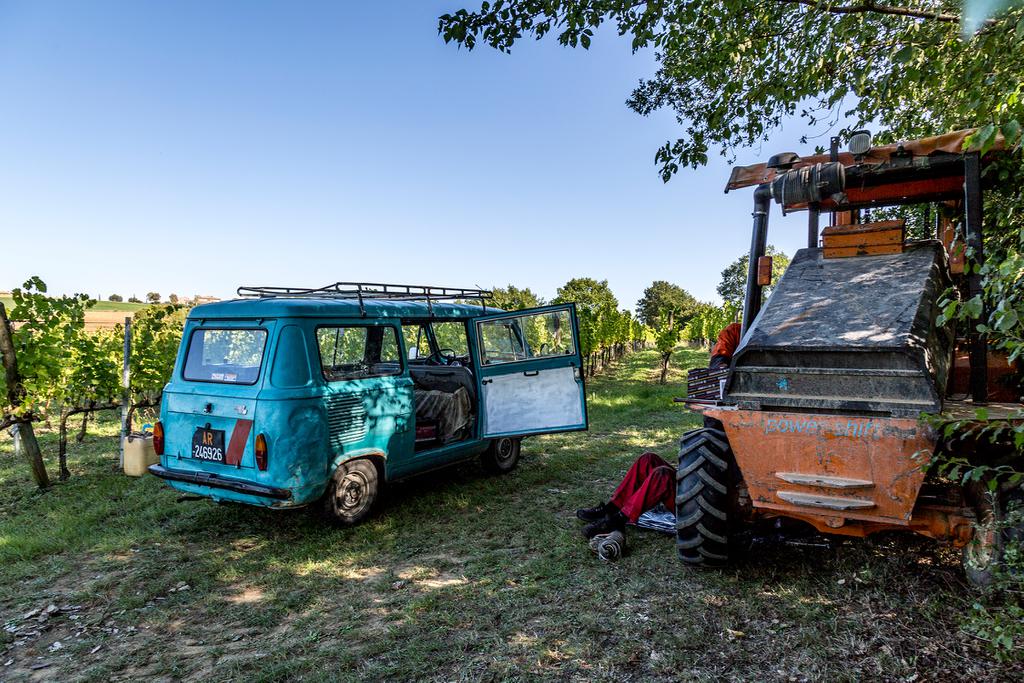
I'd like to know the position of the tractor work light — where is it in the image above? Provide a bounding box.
[848,130,872,157]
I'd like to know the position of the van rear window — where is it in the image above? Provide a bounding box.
[184,328,267,384]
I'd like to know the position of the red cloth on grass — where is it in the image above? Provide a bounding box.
[610,452,675,523]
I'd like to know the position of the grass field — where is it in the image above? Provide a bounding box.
[0,347,1018,681]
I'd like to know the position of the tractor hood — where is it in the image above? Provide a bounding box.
[727,241,954,417]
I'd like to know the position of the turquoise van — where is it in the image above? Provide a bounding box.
[149,284,588,525]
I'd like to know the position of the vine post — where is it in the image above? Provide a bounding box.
[120,316,131,468]
[0,301,50,488]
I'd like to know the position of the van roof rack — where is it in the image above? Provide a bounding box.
[235,282,493,316]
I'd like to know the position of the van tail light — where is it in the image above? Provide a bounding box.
[255,433,268,471]
[153,421,165,456]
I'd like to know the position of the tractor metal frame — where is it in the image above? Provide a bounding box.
[699,129,1019,544]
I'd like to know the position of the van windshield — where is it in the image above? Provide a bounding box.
[184,328,268,385]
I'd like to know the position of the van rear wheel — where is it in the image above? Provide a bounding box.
[481,437,521,474]
[322,458,379,526]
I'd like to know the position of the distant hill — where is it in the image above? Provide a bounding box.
[1,297,149,313]
[1,296,152,330]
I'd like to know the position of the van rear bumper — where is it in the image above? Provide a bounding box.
[148,464,292,500]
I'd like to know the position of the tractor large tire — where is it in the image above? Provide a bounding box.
[675,428,737,567]
[963,486,1024,588]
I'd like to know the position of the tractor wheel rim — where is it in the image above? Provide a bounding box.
[967,522,997,570]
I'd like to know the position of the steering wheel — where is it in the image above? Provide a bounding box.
[434,348,457,365]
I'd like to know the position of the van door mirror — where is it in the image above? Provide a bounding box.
[408,347,419,360]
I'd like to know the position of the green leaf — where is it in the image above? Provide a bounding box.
[964,295,984,319]
[973,123,997,155]
[892,45,914,64]
[1001,119,1022,145]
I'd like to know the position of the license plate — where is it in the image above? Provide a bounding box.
[191,427,226,462]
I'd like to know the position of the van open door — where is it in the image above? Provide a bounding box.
[473,304,588,438]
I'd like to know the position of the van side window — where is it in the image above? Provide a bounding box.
[402,323,432,361]
[316,326,402,382]
[478,309,575,365]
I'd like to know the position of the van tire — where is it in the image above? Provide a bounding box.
[481,437,520,474]
[322,458,380,526]
[675,428,736,567]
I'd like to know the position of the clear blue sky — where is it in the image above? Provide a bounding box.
[0,1,813,310]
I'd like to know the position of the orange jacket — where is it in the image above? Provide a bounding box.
[711,323,742,360]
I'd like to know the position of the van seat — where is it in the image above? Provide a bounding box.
[408,366,477,404]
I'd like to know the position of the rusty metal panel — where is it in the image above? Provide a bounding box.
[713,409,936,526]
[725,127,1005,192]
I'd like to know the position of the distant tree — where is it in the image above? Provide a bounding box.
[717,245,791,308]
[553,277,618,375]
[635,281,699,328]
[487,285,544,311]
[636,281,698,383]
[168,293,179,304]
[654,310,683,384]
[128,295,142,304]
[684,302,740,348]
[107,294,123,303]
[146,292,161,303]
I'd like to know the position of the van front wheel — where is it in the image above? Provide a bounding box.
[322,458,379,526]
[481,437,520,474]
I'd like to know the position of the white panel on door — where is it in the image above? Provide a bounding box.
[482,365,584,436]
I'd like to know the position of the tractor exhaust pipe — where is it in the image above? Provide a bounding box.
[742,184,772,334]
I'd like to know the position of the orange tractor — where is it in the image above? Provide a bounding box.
[679,129,1023,585]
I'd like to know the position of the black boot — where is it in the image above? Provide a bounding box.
[582,511,627,539]
[576,501,616,522]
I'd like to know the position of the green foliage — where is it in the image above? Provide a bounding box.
[439,2,1024,177]
[965,601,1024,661]
[487,284,545,311]
[64,328,121,407]
[963,497,1024,661]
[977,246,1024,364]
[107,294,123,303]
[635,280,697,380]
[3,278,91,415]
[129,304,188,402]
[654,311,681,356]
[146,292,161,304]
[635,280,698,328]
[717,245,790,308]
[683,302,740,346]
[553,277,619,358]
[2,277,187,454]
